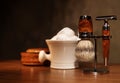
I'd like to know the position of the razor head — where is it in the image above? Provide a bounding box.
[96,15,117,20]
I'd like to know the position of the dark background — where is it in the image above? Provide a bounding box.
[1,0,120,63]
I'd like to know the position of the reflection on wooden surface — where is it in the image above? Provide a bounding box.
[0,60,120,83]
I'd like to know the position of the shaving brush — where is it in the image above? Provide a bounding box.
[75,39,95,62]
[75,15,95,62]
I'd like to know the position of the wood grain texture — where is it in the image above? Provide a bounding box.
[0,60,120,83]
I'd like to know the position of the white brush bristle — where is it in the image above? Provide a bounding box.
[75,40,95,62]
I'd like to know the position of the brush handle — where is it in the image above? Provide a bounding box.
[78,15,93,38]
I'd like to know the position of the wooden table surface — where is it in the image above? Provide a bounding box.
[0,60,120,83]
